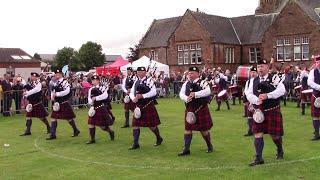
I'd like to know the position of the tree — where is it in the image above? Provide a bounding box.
[77,41,105,71]
[52,47,81,71]
[33,53,41,60]
[127,44,140,62]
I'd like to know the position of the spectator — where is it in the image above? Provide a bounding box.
[1,74,12,117]
[12,77,24,114]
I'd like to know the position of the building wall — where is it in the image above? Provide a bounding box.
[139,47,167,65]
[262,2,320,68]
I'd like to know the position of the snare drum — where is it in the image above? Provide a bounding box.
[236,66,250,87]
[217,90,229,101]
[211,85,218,94]
[228,85,238,95]
[301,89,313,102]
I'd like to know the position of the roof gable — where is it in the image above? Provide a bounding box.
[0,48,39,63]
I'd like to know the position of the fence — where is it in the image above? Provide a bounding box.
[0,82,179,117]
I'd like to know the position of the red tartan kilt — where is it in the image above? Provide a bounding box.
[185,104,213,131]
[51,102,76,120]
[132,103,160,127]
[246,108,253,118]
[88,105,114,126]
[124,100,135,111]
[311,95,320,117]
[26,103,48,118]
[252,107,284,136]
[300,88,311,102]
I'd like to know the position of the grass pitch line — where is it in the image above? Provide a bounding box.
[34,137,320,171]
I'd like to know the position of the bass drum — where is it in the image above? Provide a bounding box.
[236,66,251,87]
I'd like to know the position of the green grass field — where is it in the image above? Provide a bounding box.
[1,98,320,179]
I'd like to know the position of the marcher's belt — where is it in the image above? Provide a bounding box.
[60,101,69,104]
[32,102,42,107]
[264,105,280,112]
[94,104,104,110]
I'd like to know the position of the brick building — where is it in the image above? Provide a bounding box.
[139,0,320,72]
[0,48,41,79]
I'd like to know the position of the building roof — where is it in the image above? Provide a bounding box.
[139,0,320,48]
[139,16,182,48]
[231,14,278,45]
[39,54,56,62]
[105,55,122,63]
[0,48,39,63]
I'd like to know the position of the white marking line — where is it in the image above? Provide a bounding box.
[34,138,320,171]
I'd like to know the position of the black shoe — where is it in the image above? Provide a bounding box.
[178,149,191,156]
[71,130,80,137]
[20,132,31,136]
[206,145,214,153]
[249,156,264,166]
[215,108,220,111]
[154,137,163,146]
[121,125,129,128]
[244,132,253,137]
[311,135,320,141]
[109,131,115,141]
[128,143,140,150]
[86,140,96,144]
[46,136,57,140]
[276,152,284,160]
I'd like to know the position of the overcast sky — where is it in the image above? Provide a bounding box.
[0,0,258,57]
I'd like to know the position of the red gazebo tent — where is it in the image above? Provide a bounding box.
[96,57,129,75]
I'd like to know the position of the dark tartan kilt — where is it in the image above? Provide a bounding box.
[252,107,284,136]
[124,100,135,111]
[26,103,48,118]
[185,104,213,131]
[51,102,76,120]
[132,102,160,127]
[311,95,320,118]
[88,105,114,126]
[246,107,253,118]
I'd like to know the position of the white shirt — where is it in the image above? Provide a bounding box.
[246,75,286,105]
[307,69,320,91]
[179,78,211,103]
[129,76,157,101]
[52,78,70,97]
[88,85,109,105]
[121,75,137,93]
[25,81,42,97]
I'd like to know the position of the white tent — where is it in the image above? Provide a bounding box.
[120,56,170,76]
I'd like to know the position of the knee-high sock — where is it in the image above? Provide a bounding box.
[244,105,248,117]
[150,127,161,140]
[41,118,50,131]
[226,101,230,109]
[254,137,264,159]
[202,132,212,148]
[133,129,140,144]
[272,136,283,154]
[216,101,221,110]
[184,134,193,151]
[313,120,320,134]
[25,119,32,133]
[125,111,130,126]
[89,127,96,141]
[68,119,78,132]
[50,121,57,137]
[248,118,253,133]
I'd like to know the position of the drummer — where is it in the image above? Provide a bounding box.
[300,67,309,115]
[307,56,320,141]
[214,70,230,111]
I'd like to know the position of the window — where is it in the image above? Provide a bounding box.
[190,51,196,64]
[225,48,234,63]
[178,52,184,65]
[249,48,261,63]
[190,44,196,50]
[277,37,309,61]
[177,43,202,65]
[196,51,202,64]
[184,52,189,64]
[11,55,22,60]
[150,50,158,61]
[20,55,31,60]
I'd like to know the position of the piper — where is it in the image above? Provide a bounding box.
[20,72,51,136]
[86,75,115,144]
[307,56,320,141]
[246,59,286,166]
[47,69,80,140]
[121,67,136,128]
[128,66,163,150]
[178,66,213,156]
